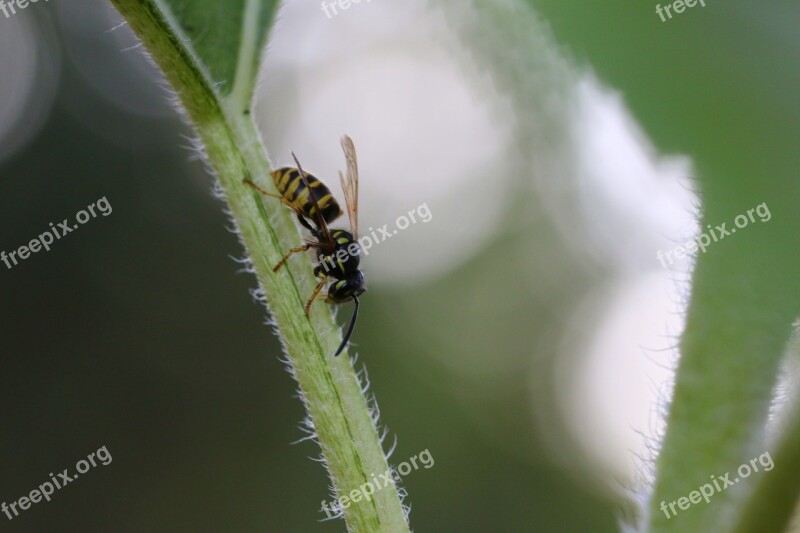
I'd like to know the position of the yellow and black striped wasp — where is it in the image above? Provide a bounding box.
[245,136,365,356]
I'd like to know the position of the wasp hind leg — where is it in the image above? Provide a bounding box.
[244,179,317,233]
[244,179,298,210]
[305,274,328,317]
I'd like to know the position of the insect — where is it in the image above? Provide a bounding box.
[244,136,365,356]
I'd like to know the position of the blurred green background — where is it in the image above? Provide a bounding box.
[2,0,797,531]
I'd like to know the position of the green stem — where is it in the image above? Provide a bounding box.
[108,2,409,531]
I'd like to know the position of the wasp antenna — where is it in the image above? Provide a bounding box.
[334,296,360,356]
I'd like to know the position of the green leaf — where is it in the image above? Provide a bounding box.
[108,1,411,531]
[159,0,276,103]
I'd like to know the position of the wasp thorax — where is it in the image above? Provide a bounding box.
[314,230,361,277]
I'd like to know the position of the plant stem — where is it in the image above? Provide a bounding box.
[109,2,409,531]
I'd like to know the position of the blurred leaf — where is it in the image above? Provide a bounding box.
[521,0,800,530]
[439,0,800,530]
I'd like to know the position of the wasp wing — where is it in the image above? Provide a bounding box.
[339,135,359,240]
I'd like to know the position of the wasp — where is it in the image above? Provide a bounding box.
[244,136,365,356]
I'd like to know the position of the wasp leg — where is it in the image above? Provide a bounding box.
[295,211,315,232]
[273,239,330,272]
[305,275,328,317]
[273,244,312,272]
[244,179,317,232]
[244,179,297,209]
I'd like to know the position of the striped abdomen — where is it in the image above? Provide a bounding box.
[272,167,342,224]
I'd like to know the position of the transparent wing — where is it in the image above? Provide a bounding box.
[339,135,359,240]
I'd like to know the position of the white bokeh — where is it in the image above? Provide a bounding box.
[256,0,511,284]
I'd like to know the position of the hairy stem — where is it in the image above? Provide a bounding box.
[108,1,409,531]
